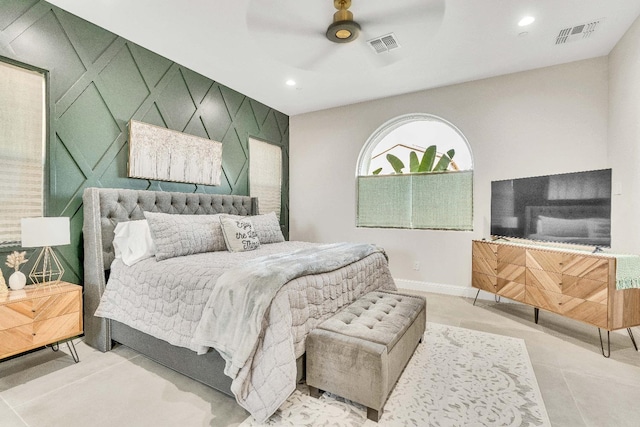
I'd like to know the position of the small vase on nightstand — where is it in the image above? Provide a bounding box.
[9,271,26,290]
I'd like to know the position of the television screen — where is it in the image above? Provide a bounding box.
[491,169,612,247]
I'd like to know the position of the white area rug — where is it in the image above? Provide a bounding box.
[240,323,551,427]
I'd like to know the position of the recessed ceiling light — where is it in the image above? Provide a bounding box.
[518,16,535,27]
[286,79,296,87]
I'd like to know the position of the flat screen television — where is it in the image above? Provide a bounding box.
[491,169,612,247]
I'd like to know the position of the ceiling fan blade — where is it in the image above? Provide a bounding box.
[247,11,324,40]
[295,42,342,71]
[357,0,445,27]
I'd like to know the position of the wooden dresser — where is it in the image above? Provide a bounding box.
[0,282,83,360]
[472,240,640,331]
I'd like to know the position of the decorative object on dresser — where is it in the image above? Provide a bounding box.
[471,239,640,357]
[0,282,83,362]
[5,250,28,290]
[0,269,7,294]
[20,217,70,286]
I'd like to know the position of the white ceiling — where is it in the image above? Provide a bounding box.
[47,0,640,116]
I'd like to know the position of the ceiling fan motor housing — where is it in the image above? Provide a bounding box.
[326,0,360,43]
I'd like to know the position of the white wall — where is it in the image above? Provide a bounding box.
[609,15,640,254]
[289,57,609,294]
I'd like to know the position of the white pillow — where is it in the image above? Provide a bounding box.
[219,215,260,252]
[113,220,157,266]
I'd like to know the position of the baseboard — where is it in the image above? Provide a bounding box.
[394,279,517,303]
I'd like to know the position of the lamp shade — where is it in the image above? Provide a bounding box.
[21,217,70,247]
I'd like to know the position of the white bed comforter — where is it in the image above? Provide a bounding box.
[95,241,396,422]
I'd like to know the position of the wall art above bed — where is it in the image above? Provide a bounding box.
[128,120,223,186]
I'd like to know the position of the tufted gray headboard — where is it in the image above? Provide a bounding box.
[82,187,258,351]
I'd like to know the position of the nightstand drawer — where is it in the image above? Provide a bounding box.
[32,292,81,322]
[0,313,80,357]
[0,324,34,354]
[0,283,83,360]
[0,301,34,330]
[0,291,80,330]
[33,312,81,345]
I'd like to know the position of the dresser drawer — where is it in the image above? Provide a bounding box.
[472,241,497,260]
[526,268,563,293]
[497,262,525,283]
[497,245,525,265]
[472,272,497,292]
[562,256,609,281]
[562,276,607,304]
[526,250,564,273]
[496,281,525,302]
[526,287,608,328]
[472,256,497,275]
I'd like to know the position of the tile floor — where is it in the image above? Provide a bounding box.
[1,291,640,427]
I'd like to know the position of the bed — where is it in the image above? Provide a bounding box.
[82,187,396,422]
[524,205,611,246]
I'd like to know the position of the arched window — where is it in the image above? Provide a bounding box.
[356,113,473,230]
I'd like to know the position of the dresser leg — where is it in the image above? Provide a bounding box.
[598,329,610,358]
[51,340,78,362]
[627,328,638,351]
[472,289,480,306]
[66,340,80,363]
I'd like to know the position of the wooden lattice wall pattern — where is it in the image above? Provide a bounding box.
[0,0,290,284]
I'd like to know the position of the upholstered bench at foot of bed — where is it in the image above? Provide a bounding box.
[306,291,426,422]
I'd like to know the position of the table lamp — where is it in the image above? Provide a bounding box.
[21,217,70,287]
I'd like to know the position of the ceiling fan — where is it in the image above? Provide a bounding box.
[246,0,445,72]
[326,0,361,43]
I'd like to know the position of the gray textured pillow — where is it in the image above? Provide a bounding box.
[224,212,284,244]
[250,212,285,244]
[219,215,260,252]
[143,211,226,260]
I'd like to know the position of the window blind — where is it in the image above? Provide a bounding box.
[357,171,473,230]
[249,138,282,219]
[0,62,45,245]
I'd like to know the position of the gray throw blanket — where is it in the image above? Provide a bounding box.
[193,242,382,377]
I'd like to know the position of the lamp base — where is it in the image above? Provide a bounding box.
[29,246,64,287]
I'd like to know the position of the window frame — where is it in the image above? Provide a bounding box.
[357,113,473,176]
[356,113,474,230]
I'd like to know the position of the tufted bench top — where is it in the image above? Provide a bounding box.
[316,291,424,352]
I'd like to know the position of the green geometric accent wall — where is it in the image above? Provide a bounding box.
[0,0,290,284]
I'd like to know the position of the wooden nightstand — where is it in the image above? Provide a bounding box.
[0,282,83,362]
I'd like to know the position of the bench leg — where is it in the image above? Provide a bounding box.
[308,386,323,398]
[367,407,382,422]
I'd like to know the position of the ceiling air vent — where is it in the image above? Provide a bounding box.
[368,33,400,54]
[556,19,602,45]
